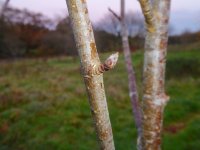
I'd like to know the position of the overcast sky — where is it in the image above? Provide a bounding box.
[3,0,200,34]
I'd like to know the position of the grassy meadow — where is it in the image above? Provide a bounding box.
[0,43,200,150]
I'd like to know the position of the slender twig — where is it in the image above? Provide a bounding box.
[120,0,142,143]
[108,7,121,21]
[65,0,116,149]
[109,0,142,145]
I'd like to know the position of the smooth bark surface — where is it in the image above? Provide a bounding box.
[120,0,142,137]
[138,0,171,149]
[65,0,116,149]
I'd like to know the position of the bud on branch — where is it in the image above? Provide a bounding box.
[88,52,119,76]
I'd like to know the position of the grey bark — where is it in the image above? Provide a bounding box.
[120,0,142,138]
[138,0,171,149]
[65,0,116,149]
[109,0,142,145]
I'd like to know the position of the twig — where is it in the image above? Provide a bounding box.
[108,7,121,21]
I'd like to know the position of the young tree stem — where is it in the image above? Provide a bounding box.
[66,0,116,149]
[138,0,171,149]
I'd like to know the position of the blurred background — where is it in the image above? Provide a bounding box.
[0,0,200,149]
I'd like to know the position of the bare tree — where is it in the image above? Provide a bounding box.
[65,0,118,149]
[138,0,171,149]
[0,0,10,18]
[109,0,142,142]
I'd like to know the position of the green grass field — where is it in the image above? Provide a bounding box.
[0,45,200,150]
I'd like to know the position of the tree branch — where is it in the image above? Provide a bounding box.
[139,0,171,149]
[65,0,115,149]
[109,1,144,147]
[138,0,155,33]
[108,7,121,21]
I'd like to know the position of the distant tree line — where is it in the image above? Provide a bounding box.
[169,30,200,45]
[0,6,199,59]
[0,7,77,58]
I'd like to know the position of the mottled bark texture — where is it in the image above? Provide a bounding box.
[139,0,155,33]
[65,0,116,149]
[138,0,171,149]
[0,0,10,18]
[120,0,142,138]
